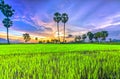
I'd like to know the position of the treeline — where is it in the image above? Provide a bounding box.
[22,33,65,43]
[74,31,108,43]
[23,30,109,44]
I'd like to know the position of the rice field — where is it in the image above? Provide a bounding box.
[0,44,120,79]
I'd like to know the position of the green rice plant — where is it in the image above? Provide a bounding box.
[0,44,120,79]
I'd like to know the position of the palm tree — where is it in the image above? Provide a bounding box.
[2,18,12,44]
[87,32,94,42]
[53,12,61,42]
[23,33,31,43]
[61,13,69,43]
[0,1,14,44]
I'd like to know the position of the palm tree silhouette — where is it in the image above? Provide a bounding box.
[61,13,69,43]
[53,12,61,42]
[0,1,14,44]
[2,18,12,44]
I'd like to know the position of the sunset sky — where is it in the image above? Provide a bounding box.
[0,0,120,42]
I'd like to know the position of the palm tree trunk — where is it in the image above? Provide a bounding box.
[7,27,10,44]
[63,23,65,43]
[57,23,60,43]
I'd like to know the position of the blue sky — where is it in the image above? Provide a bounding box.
[0,0,120,42]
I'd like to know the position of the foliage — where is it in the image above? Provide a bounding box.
[82,34,87,41]
[87,32,94,42]
[2,18,12,28]
[53,12,61,23]
[53,12,61,42]
[23,33,31,43]
[75,36,81,42]
[0,0,14,44]
[61,13,69,43]
[101,31,108,41]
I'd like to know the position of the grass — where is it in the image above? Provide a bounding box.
[0,44,120,79]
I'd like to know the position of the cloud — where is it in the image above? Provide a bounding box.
[13,21,38,32]
[0,0,120,43]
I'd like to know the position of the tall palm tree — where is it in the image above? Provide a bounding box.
[2,18,12,44]
[61,13,69,43]
[53,12,61,42]
[0,1,14,44]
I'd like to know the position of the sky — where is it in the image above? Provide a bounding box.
[0,0,120,42]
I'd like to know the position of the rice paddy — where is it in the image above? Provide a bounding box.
[0,44,120,79]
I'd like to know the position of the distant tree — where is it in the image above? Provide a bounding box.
[109,38,112,42]
[61,13,69,43]
[94,33,99,42]
[67,34,73,38]
[0,0,14,44]
[23,33,31,43]
[51,39,54,43]
[42,40,46,43]
[53,12,61,42]
[75,36,81,42]
[39,40,42,44]
[101,31,108,42]
[95,32,102,43]
[46,40,50,43]
[35,37,38,43]
[82,34,87,42]
[87,32,94,42]
[51,39,59,43]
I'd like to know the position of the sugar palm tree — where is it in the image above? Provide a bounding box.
[0,0,14,44]
[2,18,12,44]
[61,13,69,43]
[53,12,61,42]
